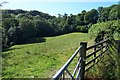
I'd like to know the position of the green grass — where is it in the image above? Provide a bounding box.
[2,32,120,79]
[2,32,90,78]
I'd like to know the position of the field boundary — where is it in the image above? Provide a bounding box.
[52,39,109,80]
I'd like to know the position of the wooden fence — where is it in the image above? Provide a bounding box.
[52,39,109,80]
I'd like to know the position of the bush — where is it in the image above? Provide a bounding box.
[76,25,88,33]
[89,20,120,40]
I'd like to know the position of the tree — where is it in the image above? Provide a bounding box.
[1,4,119,48]
[27,10,40,16]
[109,6,118,20]
[33,20,55,37]
[14,9,26,15]
[81,10,86,15]
[2,18,19,31]
[19,19,35,42]
[98,7,103,12]
[76,13,85,25]
[1,27,8,47]
[99,7,110,22]
[84,9,98,24]
[63,13,68,21]
[7,26,23,45]
[118,4,120,19]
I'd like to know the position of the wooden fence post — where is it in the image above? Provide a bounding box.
[100,43,103,58]
[94,46,96,63]
[79,42,87,80]
[106,40,109,54]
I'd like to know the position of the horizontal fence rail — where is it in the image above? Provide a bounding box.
[52,39,109,80]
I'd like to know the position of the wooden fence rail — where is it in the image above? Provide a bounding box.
[52,39,109,80]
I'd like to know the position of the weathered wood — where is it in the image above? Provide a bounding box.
[52,46,82,80]
[62,71,65,80]
[85,49,108,72]
[85,59,100,72]
[76,67,81,80]
[66,69,75,80]
[116,40,120,54]
[79,42,87,80]
[86,46,105,59]
[85,49,107,66]
[72,58,81,77]
[87,39,108,50]
[94,46,96,63]
[100,43,103,59]
[87,46,106,58]
[52,39,109,80]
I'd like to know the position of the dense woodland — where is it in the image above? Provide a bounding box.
[1,4,120,48]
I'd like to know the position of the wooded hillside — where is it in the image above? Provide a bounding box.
[1,4,120,48]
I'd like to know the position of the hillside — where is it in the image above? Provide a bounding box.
[1,3,120,79]
[2,26,120,79]
[1,4,120,48]
[2,32,90,78]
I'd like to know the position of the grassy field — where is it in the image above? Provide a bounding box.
[2,32,91,78]
[2,32,120,79]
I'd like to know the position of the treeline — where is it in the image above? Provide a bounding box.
[1,4,120,48]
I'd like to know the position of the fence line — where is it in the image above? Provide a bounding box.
[52,39,109,80]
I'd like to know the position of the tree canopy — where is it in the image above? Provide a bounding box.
[1,4,120,48]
